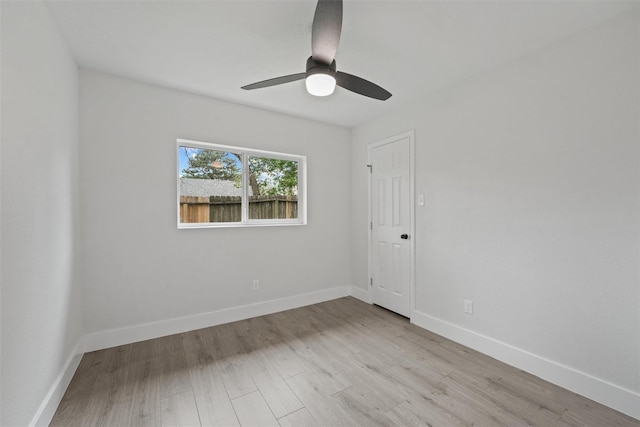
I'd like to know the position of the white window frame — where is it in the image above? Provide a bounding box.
[177,138,307,228]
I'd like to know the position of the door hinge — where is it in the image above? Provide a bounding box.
[370,222,373,230]
[370,278,373,287]
[366,164,373,174]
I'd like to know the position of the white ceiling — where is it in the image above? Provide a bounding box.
[46,0,635,128]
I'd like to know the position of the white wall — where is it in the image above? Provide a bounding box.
[80,71,351,338]
[351,10,639,418]
[0,2,83,426]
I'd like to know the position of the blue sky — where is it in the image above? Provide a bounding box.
[178,147,191,175]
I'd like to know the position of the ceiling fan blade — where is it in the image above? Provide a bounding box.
[241,73,306,90]
[311,0,343,65]
[336,71,392,100]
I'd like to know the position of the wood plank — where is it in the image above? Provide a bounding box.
[156,349,191,401]
[183,328,240,426]
[386,399,470,427]
[49,354,102,426]
[276,407,318,427]
[160,390,201,427]
[128,337,160,362]
[246,360,304,419]
[188,362,240,426]
[330,387,398,427]
[101,401,135,426]
[285,372,359,426]
[125,358,161,422]
[231,391,280,427]
[242,315,307,379]
[441,369,560,425]
[558,396,640,427]
[433,371,551,426]
[213,323,258,399]
[76,370,122,426]
[337,353,407,412]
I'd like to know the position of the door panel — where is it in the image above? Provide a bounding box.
[370,136,412,317]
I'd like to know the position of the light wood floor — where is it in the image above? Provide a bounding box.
[52,297,639,426]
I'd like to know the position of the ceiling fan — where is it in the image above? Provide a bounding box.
[241,0,391,101]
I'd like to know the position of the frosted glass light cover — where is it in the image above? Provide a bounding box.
[305,73,336,96]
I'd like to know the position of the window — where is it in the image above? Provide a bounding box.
[177,139,306,228]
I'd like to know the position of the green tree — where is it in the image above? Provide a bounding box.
[181,148,241,183]
[249,157,298,196]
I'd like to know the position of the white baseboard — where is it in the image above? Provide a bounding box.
[29,342,83,427]
[411,310,640,421]
[349,284,371,303]
[83,285,351,352]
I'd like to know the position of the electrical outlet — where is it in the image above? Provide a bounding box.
[464,299,473,314]
[252,280,260,291]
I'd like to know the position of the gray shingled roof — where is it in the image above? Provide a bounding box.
[179,178,252,197]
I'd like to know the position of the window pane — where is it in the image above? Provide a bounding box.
[178,146,242,223]
[248,156,298,220]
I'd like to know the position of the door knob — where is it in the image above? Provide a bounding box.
[400,234,409,240]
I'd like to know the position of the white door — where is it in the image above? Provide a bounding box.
[370,133,414,318]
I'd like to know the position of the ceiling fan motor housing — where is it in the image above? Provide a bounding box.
[306,56,337,78]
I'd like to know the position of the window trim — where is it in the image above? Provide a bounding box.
[177,138,307,228]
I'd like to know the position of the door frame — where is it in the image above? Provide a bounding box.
[367,130,416,319]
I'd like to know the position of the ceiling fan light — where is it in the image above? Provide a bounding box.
[305,73,336,97]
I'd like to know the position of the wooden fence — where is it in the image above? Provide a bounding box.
[180,195,298,223]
